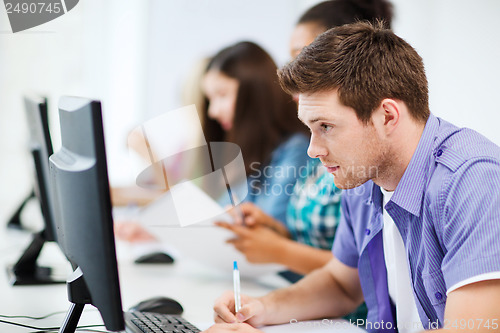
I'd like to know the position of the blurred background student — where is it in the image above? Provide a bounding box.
[116,41,310,241]
[218,0,393,278]
[201,41,310,223]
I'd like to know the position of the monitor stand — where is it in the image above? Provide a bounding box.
[6,190,35,231]
[6,230,65,285]
[59,267,92,333]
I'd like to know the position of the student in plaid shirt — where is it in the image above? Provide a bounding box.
[286,158,341,251]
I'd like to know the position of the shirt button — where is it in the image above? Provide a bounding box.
[365,228,371,236]
[436,149,443,157]
[435,292,443,300]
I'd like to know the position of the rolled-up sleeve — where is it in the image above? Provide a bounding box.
[440,158,500,289]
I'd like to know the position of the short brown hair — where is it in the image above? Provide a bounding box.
[278,21,430,124]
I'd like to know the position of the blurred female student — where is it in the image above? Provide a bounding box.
[201,41,310,223]
[115,41,310,241]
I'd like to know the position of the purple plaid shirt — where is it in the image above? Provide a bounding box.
[333,114,500,332]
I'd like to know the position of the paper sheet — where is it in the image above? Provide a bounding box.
[137,181,286,278]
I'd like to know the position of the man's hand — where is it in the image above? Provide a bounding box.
[216,223,287,263]
[209,258,363,329]
[213,291,267,327]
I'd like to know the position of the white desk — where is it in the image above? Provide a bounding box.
[0,226,364,333]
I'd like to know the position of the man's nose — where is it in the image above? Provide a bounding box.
[307,134,328,158]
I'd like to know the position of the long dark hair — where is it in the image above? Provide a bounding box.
[298,0,393,30]
[202,41,308,174]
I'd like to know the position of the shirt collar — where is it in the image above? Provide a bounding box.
[390,114,439,217]
[367,181,383,212]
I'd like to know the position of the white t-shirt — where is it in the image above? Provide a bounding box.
[381,188,421,333]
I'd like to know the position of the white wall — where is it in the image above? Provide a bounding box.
[1,0,500,218]
[142,0,303,118]
[391,0,500,145]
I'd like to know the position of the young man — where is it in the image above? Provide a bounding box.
[202,22,500,333]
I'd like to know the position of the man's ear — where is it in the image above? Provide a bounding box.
[376,98,400,135]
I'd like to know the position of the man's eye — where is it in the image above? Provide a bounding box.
[321,124,332,131]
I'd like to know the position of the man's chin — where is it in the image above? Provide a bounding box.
[333,177,368,190]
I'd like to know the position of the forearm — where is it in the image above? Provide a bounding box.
[266,219,290,238]
[258,259,363,326]
[275,239,333,275]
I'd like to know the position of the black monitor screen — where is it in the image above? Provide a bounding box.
[49,96,124,332]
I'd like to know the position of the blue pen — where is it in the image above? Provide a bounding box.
[233,261,241,313]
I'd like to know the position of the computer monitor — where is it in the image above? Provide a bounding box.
[6,190,34,230]
[6,95,63,285]
[49,96,124,332]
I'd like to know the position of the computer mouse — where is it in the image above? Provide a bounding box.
[130,296,184,315]
[134,251,174,264]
